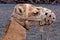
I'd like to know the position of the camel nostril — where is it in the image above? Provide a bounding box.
[53,17,55,19]
[48,20,49,22]
[44,18,46,21]
[49,15,51,17]
[52,21,54,23]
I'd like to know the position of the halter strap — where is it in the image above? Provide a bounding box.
[25,4,29,18]
[24,4,30,30]
[12,4,41,30]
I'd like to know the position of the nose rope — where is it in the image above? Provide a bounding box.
[24,4,30,31]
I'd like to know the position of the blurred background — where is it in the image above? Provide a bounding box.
[0,0,60,4]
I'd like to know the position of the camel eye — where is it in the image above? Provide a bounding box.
[45,13,48,15]
[33,12,39,15]
[37,8,40,10]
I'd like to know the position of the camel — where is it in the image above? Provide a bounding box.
[0,4,56,40]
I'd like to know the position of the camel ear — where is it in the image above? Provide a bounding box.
[18,8,23,13]
[36,8,40,10]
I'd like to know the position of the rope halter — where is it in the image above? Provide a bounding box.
[11,4,41,31]
[11,4,56,31]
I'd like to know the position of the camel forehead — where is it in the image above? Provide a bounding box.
[15,4,39,14]
[15,4,34,9]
